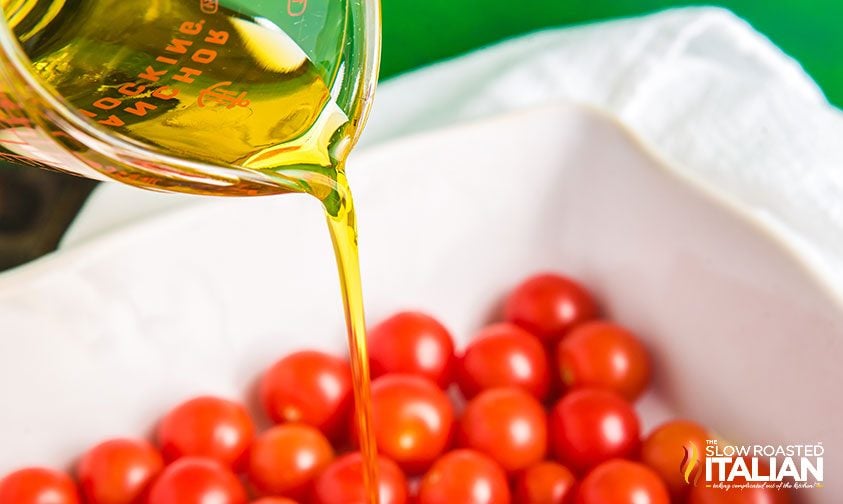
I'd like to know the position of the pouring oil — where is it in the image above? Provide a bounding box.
[2,0,380,500]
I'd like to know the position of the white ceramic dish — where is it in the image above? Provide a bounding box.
[0,103,839,501]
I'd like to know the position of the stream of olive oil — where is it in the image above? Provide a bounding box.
[326,178,380,503]
[3,0,380,501]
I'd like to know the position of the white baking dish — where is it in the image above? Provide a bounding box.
[0,103,838,501]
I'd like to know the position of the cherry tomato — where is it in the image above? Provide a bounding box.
[513,461,576,504]
[556,321,650,401]
[640,420,709,500]
[504,273,598,344]
[0,467,79,504]
[361,374,454,474]
[368,311,456,388]
[260,350,352,441]
[688,484,792,504]
[458,387,547,473]
[576,460,669,504]
[549,389,640,472]
[147,457,246,504]
[251,499,299,504]
[157,396,255,468]
[457,323,550,400]
[311,452,408,504]
[417,450,511,504]
[247,424,334,499]
[77,438,163,504]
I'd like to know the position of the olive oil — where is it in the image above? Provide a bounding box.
[2,0,380,501]
[3,0,366,201]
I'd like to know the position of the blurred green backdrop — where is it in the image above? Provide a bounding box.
[381,1,842,107]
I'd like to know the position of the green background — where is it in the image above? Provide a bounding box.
[381,0,842,107]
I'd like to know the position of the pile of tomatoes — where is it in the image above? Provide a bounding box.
[0,273,793,504]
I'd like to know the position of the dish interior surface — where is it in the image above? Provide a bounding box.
[0,103,837,501]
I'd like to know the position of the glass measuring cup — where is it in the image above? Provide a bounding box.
[0,0,380,209]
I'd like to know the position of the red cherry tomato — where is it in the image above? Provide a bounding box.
[457,323,550,401]
[0,467,79,504]
[549,389,640,472]
[247,424,334,499]
[640,420,709,500]
[147,458,246,504]
[311,452,408,504]
[361,374,454,474]
[458,387,547,473]
[368,311,456,388]
[77,438,163,504]
[504,273,598,344]
[513,461,576,504]
[260,350,352,441]
[556,321,650,400]
[688,484,792,504]
[251,499,300,504]
[417,450,511,504]
[157,396,255,468]
[576,460,669,504]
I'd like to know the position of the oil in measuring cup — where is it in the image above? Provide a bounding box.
[0,0,365,199]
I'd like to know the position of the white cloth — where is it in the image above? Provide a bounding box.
[365,6,843,301]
